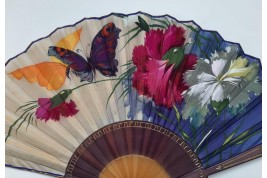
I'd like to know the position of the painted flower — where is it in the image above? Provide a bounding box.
[182,46,261,127]
[35,90,79,121]
[132,25,197,108]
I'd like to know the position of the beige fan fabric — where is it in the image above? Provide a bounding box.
[5,13,198,176]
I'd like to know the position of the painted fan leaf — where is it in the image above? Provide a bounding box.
[5,12,262,178]
[9,62,66,90]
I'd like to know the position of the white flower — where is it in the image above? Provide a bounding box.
[182,46,261,127]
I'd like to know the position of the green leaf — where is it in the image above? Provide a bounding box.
[30,114,34,124]
[155,111,170,122]
[173,104,180,122]
[181,131,190,140]
[23,105,38,112]
[211,32,220,43]
[26,112,34,131]
[223,132,235,145]
[151,18,169,28]
[16,112,31,133]
[182,24,198,32]
[229,130,249,144]
[120,29,143,51]
[50,89,72,109]
[236,130,261,144]
[199,35,210,41]
[113,13,125,18]
[118,86,132,101]
[121,26,139,37]
[211,99,229,115]
[149,24,166,29]
[120,61,133,67]
[5,107,37,142]
[162,47,184,67]
[137,16,149,32]
[164,17,171,26]
[15,102,37,113]
[106,67,136,107]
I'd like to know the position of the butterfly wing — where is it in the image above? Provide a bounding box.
[48,46,93,82]
[50,28,82,65]
[9,62,66,91]
[90,23,121,77]
[9,29,83,90]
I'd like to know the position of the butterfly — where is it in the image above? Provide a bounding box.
[48,23,121,82]
[9,23,121,90]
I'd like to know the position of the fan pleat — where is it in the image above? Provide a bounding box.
[6,137,66,172]
[6,155,62,175]
[6,13,261,177]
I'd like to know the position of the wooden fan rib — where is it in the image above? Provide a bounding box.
[156,137,193,177]
[71,166,97,178]
[103,124,130,177]
[113,126,131,177]
[95,133,125,177]
[67,121,204,178]
[75,157,101,176]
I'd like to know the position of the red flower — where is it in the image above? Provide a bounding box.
[132,45,149,72]
[36,98,78,121]
[132,25,197,108]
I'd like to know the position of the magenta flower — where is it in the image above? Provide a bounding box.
[35,90,78,121]
[132,25,197,108]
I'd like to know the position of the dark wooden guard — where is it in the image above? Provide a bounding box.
[204,145,262,176]
[64,121,261,178]
[64,121,205,178]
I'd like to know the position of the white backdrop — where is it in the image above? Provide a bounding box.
[5,0,262,177]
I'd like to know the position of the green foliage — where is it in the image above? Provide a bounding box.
[120,16,170,51]
[50,89,72,109]
[5,103,38,142]
[106,66,136,108]
[120,29,143,51]
[211,99,229,115]
[163,47,184,68]
[181,131,190,140]
[136,16,150,32]
[223,132,235,146]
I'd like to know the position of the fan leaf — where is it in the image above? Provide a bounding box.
[162,47,184,67]
[137,16,149,32]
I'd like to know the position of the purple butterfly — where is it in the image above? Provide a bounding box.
[48,23,121,82]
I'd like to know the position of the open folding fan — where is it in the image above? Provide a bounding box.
[5,12,262,178]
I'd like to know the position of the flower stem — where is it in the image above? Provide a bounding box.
[71,78,120,91]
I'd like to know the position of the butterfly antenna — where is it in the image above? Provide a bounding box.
[76,49,82,53]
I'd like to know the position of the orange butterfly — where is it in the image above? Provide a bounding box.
[9,28,82,91]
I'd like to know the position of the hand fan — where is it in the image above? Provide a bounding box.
[5,12,262,178]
